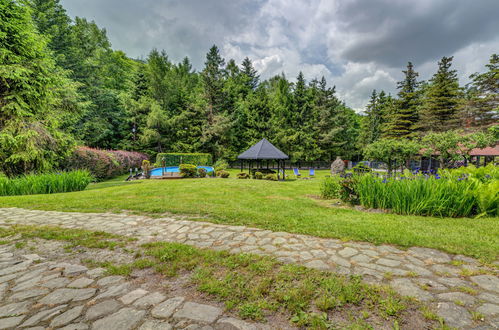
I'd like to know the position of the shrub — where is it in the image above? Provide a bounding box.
[141,160,152,179]
[339,177,360,205]
[320,177,341,199]
[218,170,230,178]
[352,163,372,174]
[237,172,249,179]
[156,153,212,166]
[198,168,207,178]
[68,147,148,180]
[265,174,278,181]
[207,170,215,177]
[179,164,197,178]
[0,170,92,196]
[213,159,229,172]
[254,172,263,180]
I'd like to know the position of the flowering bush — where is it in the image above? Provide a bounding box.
[67,147,148,180]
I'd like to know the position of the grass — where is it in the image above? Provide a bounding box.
[0,170,497,262]
[0,170,92,196]
[1,225,433,328]
[0,225,133,250]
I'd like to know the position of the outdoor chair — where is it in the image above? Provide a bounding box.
[293,168,301,177]
[309,168,315,177]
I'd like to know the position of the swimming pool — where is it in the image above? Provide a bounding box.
[149,166,215,176]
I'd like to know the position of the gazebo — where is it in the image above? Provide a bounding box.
[237,138,289,180]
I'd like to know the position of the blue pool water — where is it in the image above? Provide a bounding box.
[149,166,214,176]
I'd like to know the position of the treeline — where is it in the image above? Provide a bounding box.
[358,56,498,146]
[1,0,497,177]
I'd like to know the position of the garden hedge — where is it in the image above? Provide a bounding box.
[156,153,212,166]
[68,147,148,180]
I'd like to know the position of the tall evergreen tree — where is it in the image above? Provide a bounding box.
[463,54,498,129]
[385,62,420,138]
[241,57,259,91]
[419,56,462,132]
[0,0,76,176]
[202,45,226,121]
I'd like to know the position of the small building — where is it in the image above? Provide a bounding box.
[237,138,289,180]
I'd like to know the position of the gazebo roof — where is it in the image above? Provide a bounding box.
[237,138,289,160]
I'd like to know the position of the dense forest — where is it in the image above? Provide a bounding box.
[1,0,497,176]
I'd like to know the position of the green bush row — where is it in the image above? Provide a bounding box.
[0,170,93,196]
[156,153,212,166]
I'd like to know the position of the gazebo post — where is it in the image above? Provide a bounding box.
[240,160,243,172]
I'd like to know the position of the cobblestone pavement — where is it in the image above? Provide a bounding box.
[0,208,498,329]
[0,244,270,330]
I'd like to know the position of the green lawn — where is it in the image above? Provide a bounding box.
[0,170,497,262]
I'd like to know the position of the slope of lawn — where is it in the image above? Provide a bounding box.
[0,170,497,262]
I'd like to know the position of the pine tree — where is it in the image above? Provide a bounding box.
[202,45,226,121]
[464,54,498,129]
[241,57,259,90]
[420,56,462,132]
[385,62,420,138]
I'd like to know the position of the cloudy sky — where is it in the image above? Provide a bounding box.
[60,0,499,110]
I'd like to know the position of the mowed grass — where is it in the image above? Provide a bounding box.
[0,170,497,262]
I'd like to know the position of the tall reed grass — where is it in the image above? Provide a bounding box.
[349,165,499,218]
[0,170,92,196]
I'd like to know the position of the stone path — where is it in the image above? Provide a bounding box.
[0,207,498,329]
[0,245,269,330]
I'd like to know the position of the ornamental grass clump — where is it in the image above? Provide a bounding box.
[346,167,499,218]
[0,170,92,196]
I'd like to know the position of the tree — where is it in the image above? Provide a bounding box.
[422,130,495,168]
[464,54,499,129]
[386,62,420,138]
[364,139,421,176]
[202,45,226,121]
[419,56,462,132]
[0,0,75,176]
[241,57,259,91]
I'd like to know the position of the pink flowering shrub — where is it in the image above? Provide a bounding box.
[68,147,148,180]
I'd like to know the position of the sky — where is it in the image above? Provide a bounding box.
[60,0,499,111]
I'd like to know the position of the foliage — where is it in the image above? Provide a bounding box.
[236,172,249,179]
[0,170,92,196]
[419,56,462,132]
[217,170,230,178]
[422,130,494,168]
[384,62,420,138]
[213,159,229,172]
[141,160,152,179]
[265,173,278,181]
[339,177,360,205]
[67,146,147,180]
[197,168,207,178]
[0,0,76,177]
[179,164,197,178]
[352,163,372,173]
[351,171,498,217]
[156,153,212,166]
[320,177,341,199]
[364,139,421,175]
[254,171,263,180]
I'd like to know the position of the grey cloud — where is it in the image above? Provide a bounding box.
[60,0,499,110]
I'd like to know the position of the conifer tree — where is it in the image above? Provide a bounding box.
[202,45,226,121]
[464,54,498,129]
[241,57,259,90]
[385,62,420,138]
[419,56,462,132]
